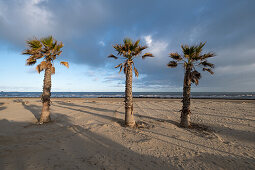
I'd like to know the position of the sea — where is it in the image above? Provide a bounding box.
[0,92,254,100]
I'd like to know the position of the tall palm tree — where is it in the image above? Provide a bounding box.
[23,36,69,124]
[108,38,154,127]
[168,42,215,128]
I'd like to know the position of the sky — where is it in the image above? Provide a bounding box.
[0,0,254,92]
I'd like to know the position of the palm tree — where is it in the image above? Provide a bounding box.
[108,38,154,127]
[23,36,69,124]
[168,42,215,128]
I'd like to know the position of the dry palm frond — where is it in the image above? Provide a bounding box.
[26,58,37,65]
[119,64,123,73]
[36,64,41,73]
[108,54,118,59]
[51,66,55,75]
[60,61,69,68]
[115,63,122,68]
[200,61,215,68]
[203,68,214,74]
[123,62,127,74]
[167,61,178,68]
[200,52,215,60]
[190,70,201,86]
[142,53,154,59]
[169,53,182,61]
[133,66,139,77]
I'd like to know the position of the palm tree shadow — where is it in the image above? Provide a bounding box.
[53,101,125,126]
[55,101,122,114]
[54,101,180,128]
[20,100,41,121]
[0,102,6,111]
[0,113,175,169]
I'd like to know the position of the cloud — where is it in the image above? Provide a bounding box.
[0,0,254,91]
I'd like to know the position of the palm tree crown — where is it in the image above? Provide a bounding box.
[23,36,69,73]
[108,38,154,76]
[168,42,215,85]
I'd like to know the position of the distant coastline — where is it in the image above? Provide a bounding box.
[0,92,254,100]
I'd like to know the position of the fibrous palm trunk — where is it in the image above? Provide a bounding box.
[39,65,52,124]
[181,65,191,128]
[125,60,135,127]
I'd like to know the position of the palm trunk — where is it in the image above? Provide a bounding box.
[39,65,52,124]
[181,65,191,128]
[125,60,135,127]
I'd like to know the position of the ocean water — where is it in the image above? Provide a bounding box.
[0,92,254,100]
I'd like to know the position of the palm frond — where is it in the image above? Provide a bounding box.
[51,66,55,75]
[133,66,139,77]
[115,63,122,68]
[200,61,215,68]
[60,61,69,68]
[41,36,53,47]
[108,54,118,59]
[134,40,140,48]
[123,38,132,46]
[203,68,214,74]
[119,65,123,73]
[167,61,178,68]
[190,70,201,86]
[26,58,37,65]
[36,64,42,73]
[26,39,42,49]
[200,52,215,60]
[169,53,182,61]
[142,53,154,59]
[123,62,127,74]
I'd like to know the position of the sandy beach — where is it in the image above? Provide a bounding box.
[0,98,254,169]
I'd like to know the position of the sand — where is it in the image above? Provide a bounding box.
[0,98,254,170]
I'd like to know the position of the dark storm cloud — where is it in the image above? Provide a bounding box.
[0,0,254,91]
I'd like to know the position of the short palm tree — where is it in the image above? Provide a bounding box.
[168,42,215,128]
[23,36,69,124]
[108,38,154,127]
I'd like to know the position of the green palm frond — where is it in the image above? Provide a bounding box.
[109,38,153,76]
[168,42,215,86]
[133,40,140,48]
[23,36,68,74]
[26,39,42,49]
[41,36,53,47]
[195,42,206,55]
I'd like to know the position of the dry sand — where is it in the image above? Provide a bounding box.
[0,98,254,170]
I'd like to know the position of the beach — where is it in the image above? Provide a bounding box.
[0,98,254,169]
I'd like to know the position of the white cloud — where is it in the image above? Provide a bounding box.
[143,35,168,58]
[0,0,54,44]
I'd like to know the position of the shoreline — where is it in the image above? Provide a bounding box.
[0,96,254,101]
